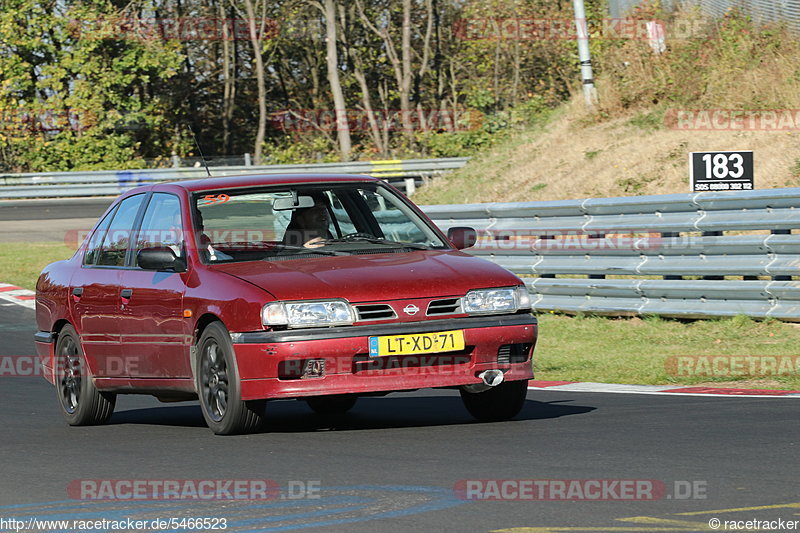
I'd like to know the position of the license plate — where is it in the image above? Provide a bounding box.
[368,330,465,358]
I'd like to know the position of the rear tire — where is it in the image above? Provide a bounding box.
[305,394,358,415]
[460,379,529,422]
[196,322,265,435]
[54,325,116,426]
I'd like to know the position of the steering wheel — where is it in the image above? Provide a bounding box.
[339,232,375,241]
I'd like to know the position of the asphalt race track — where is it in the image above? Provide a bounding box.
[0,198,114,243]
[1,302,799,533]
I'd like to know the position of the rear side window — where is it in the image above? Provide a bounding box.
[95,194,145,267]
[83,207,117,266]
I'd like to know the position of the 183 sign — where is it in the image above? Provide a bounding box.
[690,151,753,192]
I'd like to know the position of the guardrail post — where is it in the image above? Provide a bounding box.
[538,234,555,278]
[244,153,252,166]
[772,229,792,281]
[588,233,605,279]
[404,178,416,196]
[661,232,682,280]
[171,154,180,168]
[702,231,724,280]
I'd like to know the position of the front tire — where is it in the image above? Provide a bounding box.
[305,394,358,415]
[196,322,265,435]
[54,325,116,426]
[460,379,529,422]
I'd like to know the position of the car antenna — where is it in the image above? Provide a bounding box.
[189,127,212,177]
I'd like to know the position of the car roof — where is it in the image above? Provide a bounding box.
[154,173,383,193]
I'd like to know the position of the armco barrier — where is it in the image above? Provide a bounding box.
[423,188,800,320]
[5,163,799,320]
[0,158,469,199]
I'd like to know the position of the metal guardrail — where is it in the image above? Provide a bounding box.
[423,188,800,321]
[0,158,469,199]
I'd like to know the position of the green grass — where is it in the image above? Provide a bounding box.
[3,244,798,390]
[0,242,74,290]
[535,313,800,390]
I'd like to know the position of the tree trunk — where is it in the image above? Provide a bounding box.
[323,0,352,160]
[353,66,387,155]
[220,3,237,155]
[242,0,267,165]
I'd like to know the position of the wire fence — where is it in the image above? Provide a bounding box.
[608,0,800,31]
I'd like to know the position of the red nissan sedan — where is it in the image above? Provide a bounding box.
[35,174,537,434]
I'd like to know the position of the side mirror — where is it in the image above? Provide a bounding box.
[447,227,477,250]
[137,247,186,273]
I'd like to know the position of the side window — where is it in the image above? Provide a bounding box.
[83,207,117,266]
[359,188,428,243]
[328,191,356,235]
[96,194,145,267]
[135,193,183,261]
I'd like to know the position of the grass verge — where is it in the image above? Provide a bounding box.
[0,242,74,290]
[536,313,800,390]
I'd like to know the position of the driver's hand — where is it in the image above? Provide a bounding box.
[304,237,326,248]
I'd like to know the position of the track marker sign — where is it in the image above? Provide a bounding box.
[690,151,753,192]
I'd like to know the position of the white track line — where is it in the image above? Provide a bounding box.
[529,381,800,398]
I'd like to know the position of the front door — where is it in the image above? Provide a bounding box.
[119,192,191,379]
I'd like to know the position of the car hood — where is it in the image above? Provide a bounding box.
[210,249,522,302]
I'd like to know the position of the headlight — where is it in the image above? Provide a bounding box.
[262,299,355,328]
[463,286,531,315]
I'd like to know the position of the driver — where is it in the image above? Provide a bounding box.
[282,192,333,248]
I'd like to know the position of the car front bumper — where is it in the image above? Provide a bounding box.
[231,314,537,401]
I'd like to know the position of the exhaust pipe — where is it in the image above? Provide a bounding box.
[461,369,505,393]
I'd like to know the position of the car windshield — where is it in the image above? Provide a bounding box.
[193,182,447,263]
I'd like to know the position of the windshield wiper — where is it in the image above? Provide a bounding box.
[324,237,430,250]
[264,244,349,257]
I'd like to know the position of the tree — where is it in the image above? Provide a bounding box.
[315,0,351,160]
[0,0,183,171]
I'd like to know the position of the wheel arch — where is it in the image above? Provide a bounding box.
[190,313,226,388]
[52,318,72,338]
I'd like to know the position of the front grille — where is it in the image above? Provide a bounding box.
[497,343,532,365]
[354,304,397,321]
[426,298,462,316]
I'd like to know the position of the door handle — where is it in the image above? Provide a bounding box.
[120,289,133,299]
[72,287,84,297]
